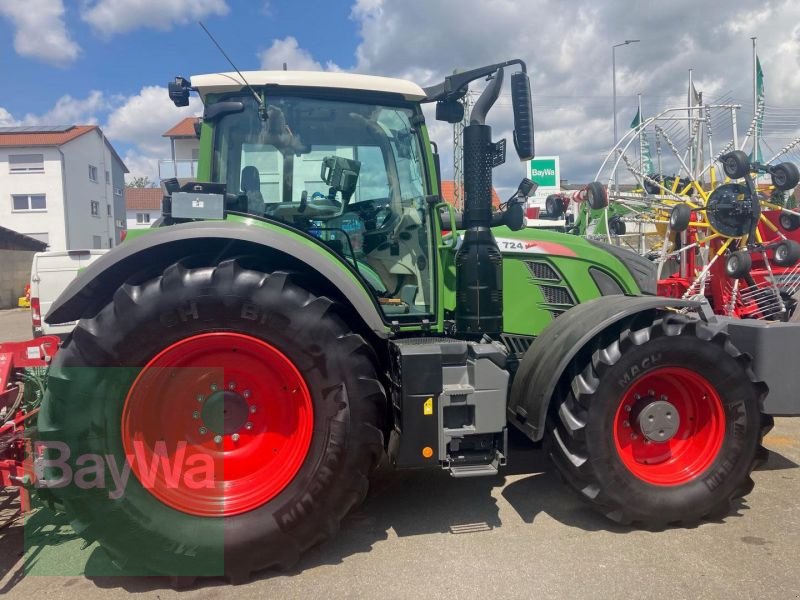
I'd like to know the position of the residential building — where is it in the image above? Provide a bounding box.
[0,125,128,250]
[125,187,162,230]
[160,117,200,180]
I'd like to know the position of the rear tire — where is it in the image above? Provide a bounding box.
[669,204,692,232]
[770,162,800,191]
[546,314,770,526]
[779,212,800,232]
[586,182,608,210]
[772,240,800,267]
[726,250,752,279]
[721,150,751,179]
[546,194,564,218]
[38,259,385,581]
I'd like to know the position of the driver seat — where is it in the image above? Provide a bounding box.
[241,166,265,215]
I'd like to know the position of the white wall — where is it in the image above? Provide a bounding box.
[125,209,160,230]
[0,147,68,250]
[62,131,118,250]
[173,138,199,161]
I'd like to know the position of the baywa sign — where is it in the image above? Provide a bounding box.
[529,156,560,189]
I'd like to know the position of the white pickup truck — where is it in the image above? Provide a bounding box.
[30,250,107,338]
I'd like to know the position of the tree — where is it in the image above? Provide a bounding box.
[127,176,156,188]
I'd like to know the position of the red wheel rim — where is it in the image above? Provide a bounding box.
[613,367,726,486]
[121,332,313,516]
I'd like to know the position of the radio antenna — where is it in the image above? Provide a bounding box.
[198,21,267,120]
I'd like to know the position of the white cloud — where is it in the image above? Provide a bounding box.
[0,107,19,126]
[1,92,108,126]
[258,36,340,71]
[105,86,202,152]
[80,0,228,35]
[0,0,80,66]
[120,150,162,183]
[21,91,108,126]
[104,86,202,181]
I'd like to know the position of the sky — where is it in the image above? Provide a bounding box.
[1,0,799,193]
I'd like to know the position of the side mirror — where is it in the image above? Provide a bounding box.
[436,99,465,123]
[168,76,191,107]
[510,71,535,161]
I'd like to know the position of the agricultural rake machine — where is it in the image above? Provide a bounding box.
[2,60,800,586]
[559,101,800,321]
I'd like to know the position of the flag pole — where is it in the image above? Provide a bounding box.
[638,93,644,170]
[751,36,758,164]
[688,68,694,177]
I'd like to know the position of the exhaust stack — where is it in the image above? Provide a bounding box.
[455,69,506,336]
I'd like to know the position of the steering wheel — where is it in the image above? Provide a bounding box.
[264,192,342,220]
[308,191,341,212]
[348,197,401,234]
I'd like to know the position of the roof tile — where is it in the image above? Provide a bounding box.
[439,180,501,208]
[162,117,200,138]
[0,125,97,147]
[125,188,163,211]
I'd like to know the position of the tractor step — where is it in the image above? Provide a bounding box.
[448,463,500,478]
[445,447,505,478]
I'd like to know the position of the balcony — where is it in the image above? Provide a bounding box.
[158,159,199,180]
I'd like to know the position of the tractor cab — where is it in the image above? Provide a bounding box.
[172,71,439,318]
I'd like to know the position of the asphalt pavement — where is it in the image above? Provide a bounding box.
[0,309,33,344]
[1,308,799,599]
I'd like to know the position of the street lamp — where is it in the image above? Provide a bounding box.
[612,39,640,191]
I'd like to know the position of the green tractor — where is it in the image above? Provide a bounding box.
[37,60,791,582]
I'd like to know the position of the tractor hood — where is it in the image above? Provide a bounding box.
[491,226,657,295]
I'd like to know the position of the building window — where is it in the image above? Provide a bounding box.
[136,212,151,224]
[9,154,44,173]
[105,170,110,184]
[92,235,102,249]
[11,194,46,211]
[89,165,98,182]
[107,204,112,216]
[109,237,113,248]
[114,187,122,196]
[90,200,100,216]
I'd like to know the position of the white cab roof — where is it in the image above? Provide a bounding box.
[191,71,427,101]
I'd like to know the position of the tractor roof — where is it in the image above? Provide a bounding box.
[190,71,427,102]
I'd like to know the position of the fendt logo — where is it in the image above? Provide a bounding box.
[529,157,559,188]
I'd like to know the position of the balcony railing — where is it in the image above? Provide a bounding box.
[159,159,199,180]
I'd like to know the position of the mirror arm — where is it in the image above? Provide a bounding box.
[423,59,527,103]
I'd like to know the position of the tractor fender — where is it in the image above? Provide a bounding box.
[507,295,700,441]
[46,221,390,338]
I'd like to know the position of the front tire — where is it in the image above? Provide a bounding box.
[547,314,771,526]
[38,259,385,581]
